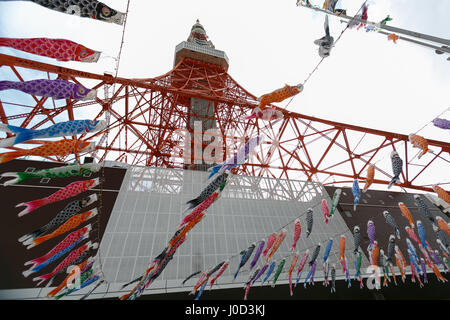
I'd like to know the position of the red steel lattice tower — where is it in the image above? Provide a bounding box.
[0,20,449,193]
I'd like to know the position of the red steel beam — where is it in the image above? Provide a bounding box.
[1,53,449,193]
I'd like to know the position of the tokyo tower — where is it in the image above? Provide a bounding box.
[0,20,449,193]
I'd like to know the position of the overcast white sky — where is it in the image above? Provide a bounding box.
[0,0,449,186]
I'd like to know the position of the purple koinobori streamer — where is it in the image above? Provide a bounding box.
[304,260,317,287]
[367,220,376,250]
[208,135,262,179]
[249,239,265,271]
[0,79,97,100]
[252,263,269,286]
[432,118,450,130]
[420,259,428,283]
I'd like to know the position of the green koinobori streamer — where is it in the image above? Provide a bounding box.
[329,188,341,217]
[2,162,102,186]
[271,258,286,287]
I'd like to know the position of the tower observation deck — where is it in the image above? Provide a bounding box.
[174,19,229,71]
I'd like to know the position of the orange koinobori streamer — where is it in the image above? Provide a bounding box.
[436,216,450,235]
[250,84,303,117]
[432,185,450,205]
[24,208,98,249]
[168,212,205,249]
[267,229,287,261]
[362,164,374,192]
[399,202,415,230]
[0,139,95,165]
[18,194,97,244]
[409,134,431,159]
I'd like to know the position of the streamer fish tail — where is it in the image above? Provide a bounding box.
[0,151,23,164]
[32,272,56,287]
[243,282,251,300]
[388,176,401,189]
[23,236,52,251]
[340,256,347,274]
[0,124,37,147]
[323,262,329,287]
[16,198,50,217]
[185,198,202,210]
[389,264,397,286]
[207,165,221,179]
[0,81,17,91]
[0,136,15,149]
[1,172,35,186]
[120,266,155,300]
[80,279,104,300]
[289,273,294,296]
[431,263,447,282]
[19,228,46,244]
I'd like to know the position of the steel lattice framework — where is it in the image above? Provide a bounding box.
[0,53,449,193]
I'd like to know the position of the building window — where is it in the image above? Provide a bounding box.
[40,178,50,184]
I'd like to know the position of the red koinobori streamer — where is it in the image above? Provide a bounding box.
[15,178,99,217]
[0,37,101,62]
[32,241,98,286]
